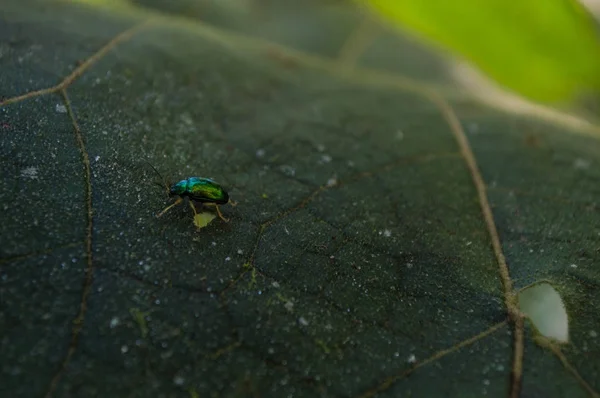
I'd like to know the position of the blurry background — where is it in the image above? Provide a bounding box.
[96,0,600,131]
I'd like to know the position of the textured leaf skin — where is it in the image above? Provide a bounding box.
[0,1,599,397]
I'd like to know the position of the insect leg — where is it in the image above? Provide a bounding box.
[157,197,183,217]
[205,203,229,222]
[215,205,229,222]
[189,200,198,216]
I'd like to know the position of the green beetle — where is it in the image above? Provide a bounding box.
[148,162,236,222]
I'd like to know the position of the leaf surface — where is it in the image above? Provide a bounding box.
[1,1,599,397]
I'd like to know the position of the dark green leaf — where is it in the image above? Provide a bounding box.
[1,1,599,397]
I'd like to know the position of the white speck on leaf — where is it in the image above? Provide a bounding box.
[121,345,129,354]
[256,148,265,158]
[590,330,598,338]
[272,281,280,288]
[225,257,231,262]
[55,104,67,113]
[298,317,309,326]
[109,317,120,328]
[284,301,294,312]
[237,249,243,255]
[320,154,332,164]
[379,229,392,238]
[326,176,338,187]
[179,112,193,126]
[280,165,296,177]
[173,375,185,386]
[570,263,578,268]
[407,354,416,364]
[573,158,591,170]
[20,166,38,180]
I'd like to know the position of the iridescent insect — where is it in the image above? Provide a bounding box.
[147,162,236,222]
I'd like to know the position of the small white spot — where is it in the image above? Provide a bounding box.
[317,144,326,152]
[326,177,338,187]
[570,264,578,269]
[256,149,266,158]
[211,241,217,246]
[407,354,416,364]
[237,249,243,255]
[284,226,290,235]
[394,352,399,357]
[225,257,231,262]
[284,301,294,312]
[379,229,392,238]
[320,154,332,163]
[483,379,490,386]
[590,330,598,338]
[298,317,309,326]
[280,165,296,177]
[466,241,472,246]
[272,281,280,288]
[109,317,120,328]
[347,160,355,168]
[20,166,38,180]
[121,345,129,354]
[94,155,100,162]
[173,375,185,386]
[179,113,193,126]
[573,158,591,170]
[55,104,67,113]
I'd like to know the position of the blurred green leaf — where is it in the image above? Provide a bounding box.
[362,0,600,102]
[1,1,599,398]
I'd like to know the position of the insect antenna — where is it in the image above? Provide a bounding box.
[144,160,170,194]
